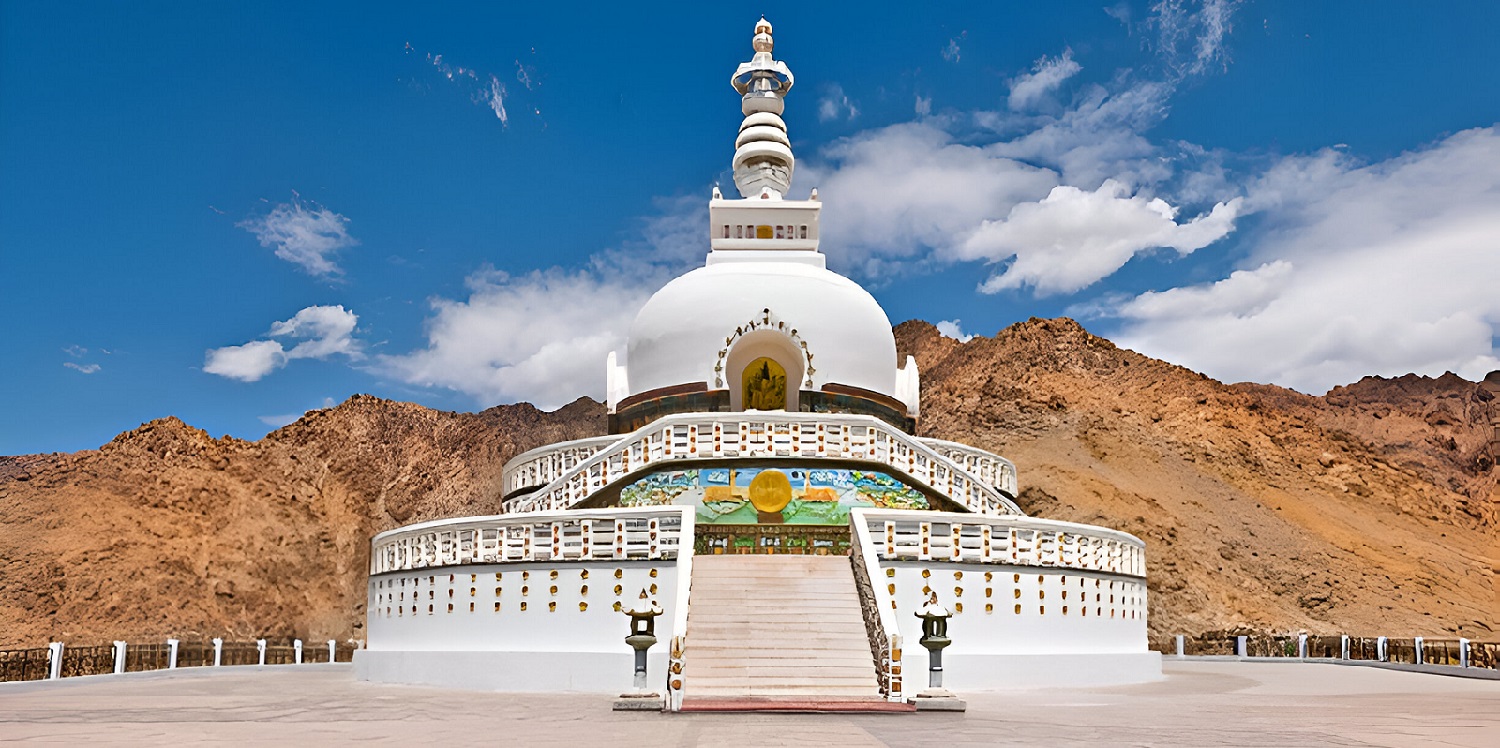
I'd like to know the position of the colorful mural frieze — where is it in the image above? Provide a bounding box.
[617,466,929,525]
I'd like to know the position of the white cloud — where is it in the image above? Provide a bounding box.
[205,305,361,382]
[238,199,357,277]
[1008,49,1083,110]
[914,95,932,117]
[1110,127,1500,393]
[817,84,858,123]
[1150,0,1238,78]
[259,412,302,428]
[957,179,1241,296]
[380,269,651,408]
[941,33,965,63]
[204,339,288,382]
[485,74,508,125]
[935,320,973,343]
[63,362,100,374]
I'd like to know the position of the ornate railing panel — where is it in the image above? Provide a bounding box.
[915,437,1018,496]
[854,509,1146,578]
[502,413,1023,517]
[369,506,691,575]
[502,435,620,498]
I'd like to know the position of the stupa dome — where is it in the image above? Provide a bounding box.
[624,255,899,401]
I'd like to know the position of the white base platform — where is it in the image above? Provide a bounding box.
[354,650,670,693]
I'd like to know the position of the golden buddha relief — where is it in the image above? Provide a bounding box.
[742,357,787,411]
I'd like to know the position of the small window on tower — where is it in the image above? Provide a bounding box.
[736,225,744,238]
[723,225,730,238]
[775,225,784,239]
[799,225,807,239]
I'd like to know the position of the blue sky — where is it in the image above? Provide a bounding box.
[3,1,1498,455]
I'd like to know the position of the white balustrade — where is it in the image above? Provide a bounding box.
[915,437,1018,496]
[502,435,620,497]
[369,506,692,575]
[502,413,1023,517]
[854,508,1147,579]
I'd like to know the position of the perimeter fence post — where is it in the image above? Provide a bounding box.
[256,639,266,666]
[328,639,336,663]
[1175,635,1184,658]
[213,638,223,667]
[1235,636,1247,658]
[294,639,303,664]
[47,642,63,680]
[1459,638,1469,668]
[1340,635,1349,660]
[1414,636,1424,665]
[1297,634,1307,659]
[167,639,179,669]
[1377,636,1388,662]
[113,641,127,674]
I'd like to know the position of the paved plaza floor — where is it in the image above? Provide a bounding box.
[1,660,1497,746]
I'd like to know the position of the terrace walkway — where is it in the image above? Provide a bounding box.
[1,660,1497,745]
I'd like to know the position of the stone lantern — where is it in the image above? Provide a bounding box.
[614,589,664,711]
[912,591,965,711]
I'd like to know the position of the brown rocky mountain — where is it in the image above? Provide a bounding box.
[1,318,1495,649]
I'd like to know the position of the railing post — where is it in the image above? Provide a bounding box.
[1298,634,1307,659]
[1377,636,1388,662]
[256,639,267,666]
[328,639,337,663]
[1460,638,1469,668]
[167,639,179,669]
[1340,635,1349,660]
[1175,635,1185,658]
[1236,636,1247,658]
[1414,636,1424,665]
[113,641,127,674]
[294,639,303,664]
[47,642,63,680]
[213,638,223,667]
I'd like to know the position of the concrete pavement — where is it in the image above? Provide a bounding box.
[1,660,1497,746]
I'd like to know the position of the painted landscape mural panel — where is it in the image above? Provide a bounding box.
[617,466,929,525]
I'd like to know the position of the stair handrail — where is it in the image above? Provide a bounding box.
[850,518,904,702]
[663,508,696,712]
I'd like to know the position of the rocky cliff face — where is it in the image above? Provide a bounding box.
[0,319,1494,648]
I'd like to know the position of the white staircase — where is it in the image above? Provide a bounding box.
[682,554,880,698]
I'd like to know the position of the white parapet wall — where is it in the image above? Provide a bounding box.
[851,508,1161,690]
[356,506,694,694]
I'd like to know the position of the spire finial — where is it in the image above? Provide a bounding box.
[729,18,796,198]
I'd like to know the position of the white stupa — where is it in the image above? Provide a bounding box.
[355,19,1158,709]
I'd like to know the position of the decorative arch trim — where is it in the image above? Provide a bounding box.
[712,308,815,389]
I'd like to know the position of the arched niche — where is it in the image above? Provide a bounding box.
[725,329,804,411]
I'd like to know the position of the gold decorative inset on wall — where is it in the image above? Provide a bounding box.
[579,602,588,612]
[550,570,559,580]
[984,572,993,582]
[521,586,529,596]
[886,568,895,578]
[469,602,475,613]
[447,603,453,613]
[954,602,963,614]
[1013,574,1020,583]
[550,585,558,595]
[954,587,963,597]
[1013,589,1021,599]
[953,571,962,580]
[520,602,528,611]
[985,603,994,614]
[1014,604,1022,614]
[581,570,589,579]
[449,574,454,583]
[1039,590,1045,599]
[495,587,502,597]
[470,587,476,597]
[470,574,477,583]
[613,601,623,612]
[1063,606,1069,615]
[921,569,931,578]
[523,571,530,581]
[887,583,896,595]
[985,588,993,598]
[649,583,658,595]
[614,584,623,595]
[922,585,931,595]
[549,602,557,612]
[495,572,502,580]
[494,602,501,612]
[581,585,589,596]
[1040,605,1046,615]
[615,569,623,579]
[649,568,658,578]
